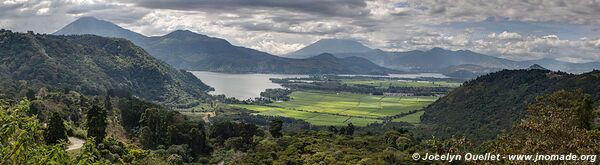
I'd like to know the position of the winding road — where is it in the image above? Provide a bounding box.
[66,137,85,151]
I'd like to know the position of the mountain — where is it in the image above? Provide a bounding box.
[294,53,399,74]
[439,64,502,79]
[386,48,529,71]
[289,42,600,74]
[524,58,600,73]
[419,68,600,140]
[0,29,211,103]
[285,39,373,59]
[289,47,530,72]
[53,17,397,74]
[54,17,147,44]
[527,64,549,70]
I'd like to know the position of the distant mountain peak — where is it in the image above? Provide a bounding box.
[309,53,337,60]
[286,38,373,58]
[75,16,100,21]
[429,47,448,52]
[53,16,147,42]
[528,64,549,70]
[164,29,202,38]
[58,16,120,31]
[169,29,196,34]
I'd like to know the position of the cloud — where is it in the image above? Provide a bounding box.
[488,31,522,40]
[126,0,370,18]
[0,0,599,62]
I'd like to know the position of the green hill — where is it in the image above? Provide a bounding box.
[0,29,210,103]
[420,68,600,140]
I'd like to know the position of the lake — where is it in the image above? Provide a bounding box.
[190,71,449,100]
[190,71,308,100]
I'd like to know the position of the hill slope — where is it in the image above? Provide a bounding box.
[285,39,373,59]
[54,17,397,74]
[420,68,600,140]
[0,29,210,103]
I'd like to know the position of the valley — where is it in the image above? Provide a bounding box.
[230,91,437,126]
[1,3,599,164]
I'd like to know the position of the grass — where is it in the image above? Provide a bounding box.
[392,111,425,124]
[230,91,437,126]
[341,79,461,88]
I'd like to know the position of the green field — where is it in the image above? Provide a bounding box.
[392,111,425,124]
[341,79,461,88]
[231,91,437,126]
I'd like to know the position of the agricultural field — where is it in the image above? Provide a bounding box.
[392,111,425,124]
[341,79,462,88]
[230,91,437,126]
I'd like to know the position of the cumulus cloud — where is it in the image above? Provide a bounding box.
[488,31,522,40]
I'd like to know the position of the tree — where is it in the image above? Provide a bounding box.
[44,112,68,144]
[28,103,39,116]
[104,94,112,113]
[345,123,355,135]
[26,89,36,100]
[493,90,600,162]
[86,105,107,144]
[74,138,102,164]
[189,127,210,155]
[139,126,156,149]
[269,119,283,138]
[328,126,338,134]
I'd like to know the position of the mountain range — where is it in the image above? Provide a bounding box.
[0,29,210,103]
[286,39,600,75]
[53,17,396,75]
[54,17,599,77]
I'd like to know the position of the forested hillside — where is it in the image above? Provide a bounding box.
[0,30,210,103]
[421,68,600,140]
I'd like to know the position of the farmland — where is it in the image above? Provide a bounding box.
[341,79,462,88]
[231,91,437,126]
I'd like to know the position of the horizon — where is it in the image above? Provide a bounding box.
[1,1,599,62]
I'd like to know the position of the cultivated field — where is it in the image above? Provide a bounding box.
[341,79,461,88]
[231,91,437,126]
[392,111,425,124]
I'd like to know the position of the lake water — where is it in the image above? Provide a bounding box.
[190,71,308,100]
[190,71,448,100]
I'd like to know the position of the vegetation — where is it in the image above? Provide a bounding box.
[260,88,292,101]
[1,74,598,164]
[0,30,210,104]
[273,77,456,96]
[44,112,68,144]
[420,69,584,140]
[341,79,461,88]
[392,111,425,124]
[3,27,600,164]
[491,90,600,163]
[232,91,437,126]
[269,119,283,138]
[86,105,107,144]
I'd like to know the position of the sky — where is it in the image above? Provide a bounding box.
[1,0,599,62]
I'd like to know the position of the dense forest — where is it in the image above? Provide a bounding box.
[2,86,598,164]
[421,69,600,140]
[0,29,211,105]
